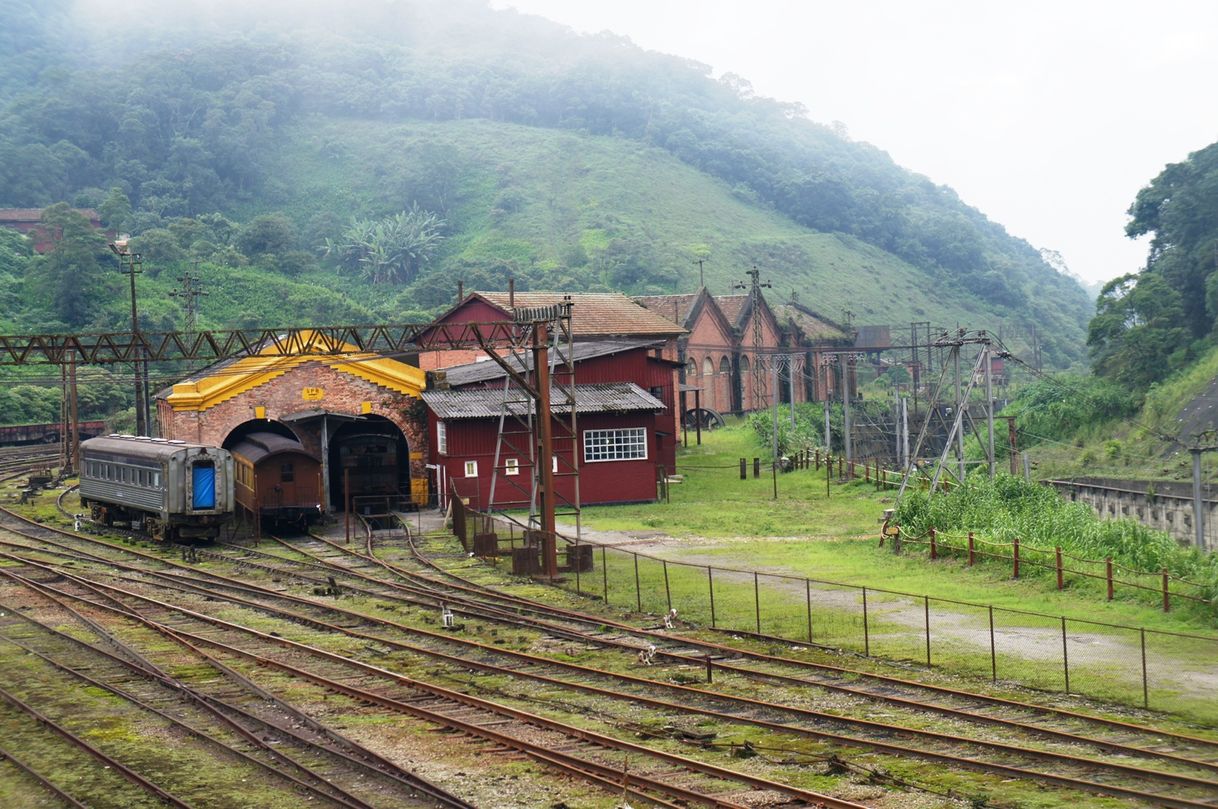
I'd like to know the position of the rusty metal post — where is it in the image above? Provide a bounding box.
[929,527,937,560]
[1162,569,1170,612]
[805,578,813,643]
[1055,546,1063,590]
[862,587,870,656]
[707,566,716,628]
[967,532,975,566]
[706,654,713,684]
[1012,537,1020,579]
[1106,557,1114,600]
[663,560,671,613]
[1141,628,1149,708]
[574,534,581,595]
[753,571,761,633]
[924,595,931,667]
[1061,617,1070,693]
[633,552,641,612]
[988,605,997,681]
[865,462,870,483]
[532,321,559,581]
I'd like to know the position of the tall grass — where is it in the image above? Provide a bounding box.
[895,473,1218,603]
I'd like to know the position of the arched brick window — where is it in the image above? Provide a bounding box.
[702,357,713,376]
[718,356,730,375]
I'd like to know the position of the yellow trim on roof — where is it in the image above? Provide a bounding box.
[165,330,425,412]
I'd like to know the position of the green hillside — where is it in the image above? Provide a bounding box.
[0,0,1090,370]
[262,118,1009,328]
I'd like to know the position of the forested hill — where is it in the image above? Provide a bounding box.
[0,0,1090,365]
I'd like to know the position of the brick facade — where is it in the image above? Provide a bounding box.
[157,361,427,497]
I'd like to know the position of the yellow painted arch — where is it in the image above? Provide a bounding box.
[164,331,425,412]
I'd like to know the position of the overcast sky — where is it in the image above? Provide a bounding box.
[491,0,1218,287]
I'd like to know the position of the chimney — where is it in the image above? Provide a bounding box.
[457,280,464,302]
[508,276,515,308]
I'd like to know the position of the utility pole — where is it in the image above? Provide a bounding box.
[843,353,853,474]
[953,332,965,481]
[734,266,771,411]
[984,337,995,479]
[693,257,708,288]
[771,362,780,499]
[901,394,909,470]
[170,267,207,333]
[532,320,558,579]
[110,238,148,436]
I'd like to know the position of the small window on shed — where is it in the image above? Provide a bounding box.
[437,421,448,455]
[464,460,478,478]
[281,462,294,483]
[505,458,519,476]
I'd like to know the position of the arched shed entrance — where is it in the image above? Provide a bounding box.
[328,415,411,513]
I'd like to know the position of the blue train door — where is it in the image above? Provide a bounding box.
[192,461,216,509]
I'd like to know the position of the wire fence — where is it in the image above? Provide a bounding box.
[449,497,1218,715]
[891,526,1213,611]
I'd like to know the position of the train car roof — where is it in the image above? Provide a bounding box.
[81,434,226,459]
[228,431,318,464]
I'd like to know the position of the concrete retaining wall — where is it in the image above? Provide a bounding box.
[1045,477,1216,551]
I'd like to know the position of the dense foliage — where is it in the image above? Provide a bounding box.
[999,375,1139,449]
[897,474,1218,604]
[1089,140,1218,388]
[0,0,1089,363]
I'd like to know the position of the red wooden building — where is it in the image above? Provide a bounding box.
[421,340,678,511]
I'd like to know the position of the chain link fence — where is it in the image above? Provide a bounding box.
[449,499,1218,716]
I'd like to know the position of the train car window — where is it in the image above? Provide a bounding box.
[153,471,160,488]
[281,463,294,483]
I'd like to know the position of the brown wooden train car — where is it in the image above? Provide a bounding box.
[229,431,322,529]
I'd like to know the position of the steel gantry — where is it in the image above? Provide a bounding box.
[0,315,578,579]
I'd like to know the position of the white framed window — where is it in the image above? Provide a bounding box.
[505,458,519,476]
[583,427,648,463]
[437,421,448,455]
[464,460,478,478]
[552,455,559,473]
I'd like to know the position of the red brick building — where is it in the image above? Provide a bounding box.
[636,288,852,416]
[0,208,104,253]
[156,332,429,511]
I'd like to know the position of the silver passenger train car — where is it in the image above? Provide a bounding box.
[79,435,234,541]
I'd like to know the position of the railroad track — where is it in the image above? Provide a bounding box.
[16,493,1218,806]
[3,503,863,807]
[1,557,855,809]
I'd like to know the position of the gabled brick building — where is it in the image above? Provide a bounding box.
[637,288,853,415]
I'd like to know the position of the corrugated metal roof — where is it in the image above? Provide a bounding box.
[437,339,660,387]
[476,291,686,337]
[422,383,665,420]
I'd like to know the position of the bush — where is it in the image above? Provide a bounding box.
[895,473,1218,603]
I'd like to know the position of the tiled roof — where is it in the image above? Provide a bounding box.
[422,382,664,420]
[633,294,699,327]
[774,302,850,342]
[475,291,686,338]
[438,339,661,388]
[0,208,100,222]
[714,295,749,328]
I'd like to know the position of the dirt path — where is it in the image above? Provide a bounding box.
[555,521,1218,709]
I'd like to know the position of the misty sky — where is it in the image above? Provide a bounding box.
[492,0,1218,287]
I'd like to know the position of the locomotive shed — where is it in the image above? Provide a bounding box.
[156,330,428,516]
